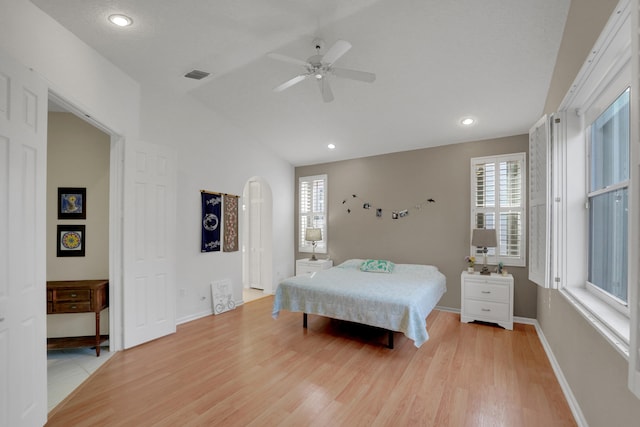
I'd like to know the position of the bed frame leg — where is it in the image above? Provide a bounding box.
[303,313,307,328]
[388,331,394,349]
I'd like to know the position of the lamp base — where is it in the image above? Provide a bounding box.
[309,254,317,261]
[480,265,491,275]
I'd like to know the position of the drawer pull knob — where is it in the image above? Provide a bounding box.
[71,293,77,297]
[481,291,491,294]
[71,305,77,309]
[481,308,491,312]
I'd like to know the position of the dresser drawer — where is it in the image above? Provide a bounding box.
[51,302,92,313]
[464,282,509,303]
[464,299,510,322]
[54,289,91,301]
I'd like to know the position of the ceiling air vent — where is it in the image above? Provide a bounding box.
[184,70,210,80]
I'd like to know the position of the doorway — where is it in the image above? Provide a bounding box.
[46,93,123,411]
[242,177,274,300]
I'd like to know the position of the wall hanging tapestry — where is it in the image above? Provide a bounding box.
[223,193,239,252]
[201,191,221,252]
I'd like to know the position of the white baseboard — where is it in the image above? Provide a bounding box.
[533,321,587,427]
[176,309,212,325]
[176,298,245,325]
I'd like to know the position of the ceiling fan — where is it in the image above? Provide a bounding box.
[268,38,376,103]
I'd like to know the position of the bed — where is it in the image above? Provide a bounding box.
[272,259,447,348]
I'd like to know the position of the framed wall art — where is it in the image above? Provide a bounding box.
[56,224,86,257]
[58,187,86,219]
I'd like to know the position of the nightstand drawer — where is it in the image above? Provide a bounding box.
[464,282,509,303]
[296,258,333,275]
[464,299,510,322]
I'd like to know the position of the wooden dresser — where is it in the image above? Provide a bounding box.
[47,280,109,357]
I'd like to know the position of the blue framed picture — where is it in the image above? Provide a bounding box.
[58,187,86,219]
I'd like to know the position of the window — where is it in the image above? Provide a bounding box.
[552,2,631,361]
[471,153,526,267]
[587,88,629,310]
[298,174,327,254]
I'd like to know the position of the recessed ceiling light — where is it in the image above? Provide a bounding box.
[109,14,133,27]
[327,143,336,150]
[460,116,476,126]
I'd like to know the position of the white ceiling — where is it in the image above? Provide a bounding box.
[32,0,571,166]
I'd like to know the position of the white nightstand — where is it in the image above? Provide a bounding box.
[460,271,514,330]
[296,258,333,275]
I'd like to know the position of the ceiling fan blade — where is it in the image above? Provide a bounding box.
[317,77,334,103]
[322,40,352,65]
[332,67,376,83]
[267,52,310,68]
[274,74,309,92]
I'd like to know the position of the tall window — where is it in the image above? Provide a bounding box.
[587,88,629,308]
[471,153,526,266]
[299,174,327,254]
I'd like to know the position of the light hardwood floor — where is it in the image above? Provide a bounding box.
[46,296,576,426]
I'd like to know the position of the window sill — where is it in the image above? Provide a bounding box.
[560,286,629,360]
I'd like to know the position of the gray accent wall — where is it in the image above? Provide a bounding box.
[295,134,538,318]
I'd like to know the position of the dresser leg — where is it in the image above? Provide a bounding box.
[95,312,100,357]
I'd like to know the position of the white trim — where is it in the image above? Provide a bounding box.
[560,287,630,359]
[629,0,640,401]
[534,320,588,427]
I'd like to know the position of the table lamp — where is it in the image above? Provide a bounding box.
[305,228,322,261]
[472,228,497,275]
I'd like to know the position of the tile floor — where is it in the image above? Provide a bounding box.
[48,289,267,413]
[243,287,269,303]
[47,345,113,412]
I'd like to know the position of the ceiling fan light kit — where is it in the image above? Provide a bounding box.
[268,39,376,102]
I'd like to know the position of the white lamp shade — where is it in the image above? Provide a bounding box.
[472,228,497,248]
[305,228,322,242]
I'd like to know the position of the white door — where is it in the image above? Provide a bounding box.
[0,49,48,426]
[123,141,177,348]
[248,180,263,290]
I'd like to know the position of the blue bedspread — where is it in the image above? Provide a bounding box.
[272,259,447,347]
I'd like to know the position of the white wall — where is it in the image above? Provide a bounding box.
[139,87,294,321]
[0,0,294,326]
[0,0,140,139]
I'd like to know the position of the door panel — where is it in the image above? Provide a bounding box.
[123,141,176,348]
[248,181,262,289]
[0,49,48,427]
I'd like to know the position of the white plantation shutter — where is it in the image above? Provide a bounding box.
[471,153,526,266]
[299,174,327,253]
[529,115,553,288]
